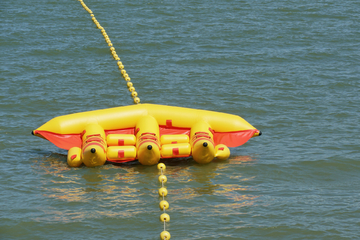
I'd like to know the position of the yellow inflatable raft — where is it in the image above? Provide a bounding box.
[32,104,260,167]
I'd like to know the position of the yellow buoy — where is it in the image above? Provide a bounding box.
[160,231,171,240]
[134,97,140,104]
[160,213,170,222]
[158,175,167,183]
[158,187,168,197]
[133,97,140,104]
[159,200,169,210]
[126,82,133,88]
[157,163,166,170]
[131,91,138,97]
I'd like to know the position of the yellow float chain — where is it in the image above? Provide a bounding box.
[77,0,140,104]
[158,163,171,240]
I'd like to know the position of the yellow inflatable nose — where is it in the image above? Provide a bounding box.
[135,115,161,165]
[80,124,107,167]
[137,142,161,165]
[190,120,215,164]
[215,144,230,161]
[67,147,82,167]
[82,144,107,167]
[192,140,215,164]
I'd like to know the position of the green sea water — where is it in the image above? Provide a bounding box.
[1,0,359,239]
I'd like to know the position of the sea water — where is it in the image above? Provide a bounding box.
[1,0,359,239]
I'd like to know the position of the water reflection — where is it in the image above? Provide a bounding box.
[34,151,259,221]
[34,152,70,177]
[34,153,142,204]
[166,155,259,209]
[166,155,260,218]
[228,155,256,164]
[82,169,104,193]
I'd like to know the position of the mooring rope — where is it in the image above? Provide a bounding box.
[158,163,171,240]
[77,0,140,104]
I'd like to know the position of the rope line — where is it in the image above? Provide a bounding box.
[77,0,140,104]
[158,163,171,240]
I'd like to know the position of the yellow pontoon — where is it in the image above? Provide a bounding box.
[33,104,260,167]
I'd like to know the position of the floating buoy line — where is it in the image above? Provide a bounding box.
[78,1,168,238]
[78,0,140,104]
[158,163,171,240]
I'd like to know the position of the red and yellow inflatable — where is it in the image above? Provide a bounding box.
[32,104,260,167]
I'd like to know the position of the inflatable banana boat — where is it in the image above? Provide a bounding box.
[32,104,260,167]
